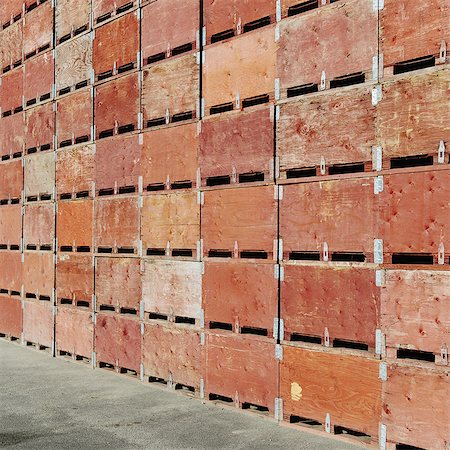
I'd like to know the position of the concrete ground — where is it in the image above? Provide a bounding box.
[0,339,361,449]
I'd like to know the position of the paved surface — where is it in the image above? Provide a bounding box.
[0,339,360,449]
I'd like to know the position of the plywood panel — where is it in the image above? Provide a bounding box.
[23,50,53,104]
[0,67,23,113]
[23,202,55,247]
[25,101,54,151]
[23,300,53,347]
[0,159,23,200]
[0,112,25,157]
[23,251,54,297]
[0,294,22,338]
[23,1,53,58]
[24,152,55,198]
[0,251,22,292]
[0,20,23,69]
[57,199,93,249]
[0,204,22,245]
[55,0,91,42]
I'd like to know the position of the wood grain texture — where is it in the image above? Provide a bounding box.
[23,1,53,56]
[0,251,22,292]
[57,199,93,248]
[0,295,22,338]
[142,260,202,319]
[282,264,380,346]
[25,101,54,149]
[0,20,23,69]
[0,159,23,200]
[277,0,377,88]
[23,202,55,247]
[383,364,450,449]
[0,112,25,157]
[24,152,55,197]
[23,251,54,296]
[200,106,274,178]
[281,346,381,436]
[0,204,22,245]
[23,300,53,347]
[142,53,199,121]
[0,0,23,25]
[0,67,23,112]
[203,26,276,109]
[56,253,94,302]
[24,50,53,102]
[55,0,91,40]
[55,34,93,91]
[277,85,376,170]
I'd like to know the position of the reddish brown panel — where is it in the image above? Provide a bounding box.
[206,333,278,411]
[0,20,23,70]
[141,0,198,61]
[141,123,199,187]
[0,159,23,200]
[203,0,276,43]
[94,196,140,251]
[23,50,53,104]
[95,257,141,311]
[93,12,139,76]
[202,185,277,256]
[92,0,135,22]
[378,69,450,159]
[282,264,380,347]
[281,346,381,437]
[200,106,274,179]
[23,1,53,58]
[56,88,93,146]
[141,191,200,253]
[203,26,276,111]
[23,300,53,347]
[25,102,55,151]
[95,72,139,137]
[142,260,202,319]
[23,202,55,248]
[0,0,23,26]
[56,253,94,303]
[280,178,377,257]
[0,112,25,157]
[95,314,141,371]
[381,0,449,67]
[56,144,95,196]
[0,67,23,113]
[380,170,450,255]
[56,306,93,358]
[95,134,141,192]
[381,270,450,357]
[55,34,93,92]
[23,251,54,297]
[142,53,199,123]
[203,260,277,334]
[0,251,22,292]
[57,199,93,249]
[0,204,22,245]
[55,0,91,42]
[277,0,377,91]
[143,323,203,389]
[0,294,22,338]
[277,85,376,171]
[383,364,450,448]
[24,152,55,198]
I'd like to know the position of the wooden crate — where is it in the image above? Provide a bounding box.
[0,67,23,114]
[203,25,276,113]
[95,313,141,372]
[23,299,54,348]
[281,345,381,438]
[203,260,277,335]
[277,84,376,175]
[381,0,449,70]
[56,306,93,359]
[23,251,54,298]
[141,122,199,189]
[23,50,53,106]
[93,11,139,78]
[202,185,278,258]
[0,159,23,201]
[55,34,93,93]
[95,134,141,193]
[56,88,93,147]
[92,0,137,23]
[55,0,91,43]
[0,294,22,339]
[282,263,380,348]
[141,260,202,321]
[0,112,25,157]
[93,195,140,253]
[94,72,139,138]
[0,20,23,70]
[56,253,94,305]
[56,144,95,198]
[25,102,55,152]
[0,0,23,27]
[95,257,142,312]
[200,105,274,184]
[141,191,200,257]
[277,0,377,94]
[141,0,199,63]
[205,332,278,413]
[382,364,450,448]
[23,202,55,249]
[280,178,377,261]
[0,251,22,293]
[0,204,22,246]
[24,152,55,199]
[203,0,276,45]
[57,199,93,250]
[23,1,53,59]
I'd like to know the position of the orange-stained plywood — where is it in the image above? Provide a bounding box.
[282,264,380,346]
[382,364,450,448]
[0,294,22,338]
[0,20,23,70]
[203,260,277,333]
[23,1,53,58]
[95,314,141,371]
[23,251,54,297]
[57,199,93,249]
[0,251,22,292]
[23,299,53,347]
[281,346,381,437]
[0,67,23,113]
[0,112,25,157]
[24,152,55,198]
[277,0,377,90]
[200,106,274,179]
[55,0,91,42]
[95,257,141,311]
[0,204,22,245]
[0,159,23,200]
[92,0,134,22]
[23,50,53,103]
[142,260,202,319]
[25,101,54,151]
[23,202,55,247]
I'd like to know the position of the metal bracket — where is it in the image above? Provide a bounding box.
[200,378,205,399]
[374,175,384,194]
[320,71,326,91]
[379,362,388,381]
[438,140,446,164]
[439,40,447,64]
[375,269,386,287]
[375,329,385,355]
[441,344,448,365]
[372,55,379,81]
[373,0,384,11]
[275,104,280,122]
[200,332,205,346]
[274,78,280,101]
[92,351,96,368]
[372,84,382,106]
[374,239,384,264]
[275,344,283,360]
[273,318,284,341]
[372,146,383,171]
[323,242,329,262]
[379,423,387,450]
[438,243,445,265]
[324,327,330,347]
[325,413,331,433]
[197,191,204,206]
[140,364,144,382]
[274,265,284,281]
[276,0,282,22]
[140,301,144,320]
[140,323,145,336]
[274,398,283,421]
[320,156,326,175]
[235,92,240,110]
[199,309,205,328]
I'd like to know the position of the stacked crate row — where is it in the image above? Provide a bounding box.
[0,0,448,448]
